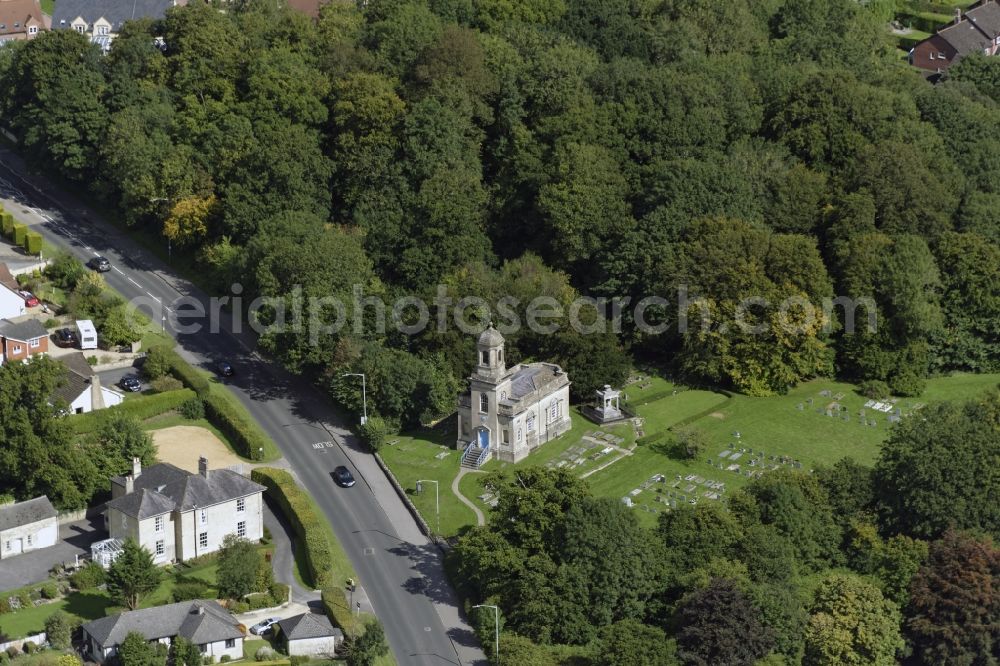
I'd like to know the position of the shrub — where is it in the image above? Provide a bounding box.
[289,656,310,666]
[172,580,210,603]
[12,223,26,246]
[46,252,86,290]
[150,376,184,393]
[269,582,289,605]
[262,525,272,544]
[40,581,58,599]
[254,647,275,662]
[251,468,331,587]
[203,656,214,665]
[24,231,42,256]
[888,370,925,397]
[220,656,231,663]
[18,590,32,609]
[229,601,250,614]
[321,585,360,637]
[358,416,388,452]
[204,393,269,460]
[43,317,60,329]
[180,398,205,420]
[246,593,274,611]
[7,646,19,659]
[0,650,9,664]
[87,355,98,365]
[0,597,10,614]
[0,211,13,237]
[860,380,891,400]
[21,641,36,654]
[143,346,173,380]
[45,610,75,649]
[71,389,196,435]
[71,560,107,590]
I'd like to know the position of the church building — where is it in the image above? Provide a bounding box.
[456,325,571,464]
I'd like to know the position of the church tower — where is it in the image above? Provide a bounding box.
[476,323,506,382]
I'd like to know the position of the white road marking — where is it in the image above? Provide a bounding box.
[113,267,124,274]
[127,277,140,287]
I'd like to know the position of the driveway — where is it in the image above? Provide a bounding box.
[0,516,107,591]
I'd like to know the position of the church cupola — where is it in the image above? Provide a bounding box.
[476,323,506,380]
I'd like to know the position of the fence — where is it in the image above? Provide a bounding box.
[0,632,46,653]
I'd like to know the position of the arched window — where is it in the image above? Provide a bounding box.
[526,414,535,432]
[480,394,489,413]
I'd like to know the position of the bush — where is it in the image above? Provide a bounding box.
[860,380,891,400]
[204,393,269,460]
[289,656,310,666]
[888,370,925,397]
[0,597,10,614]
[269,582,289,605]
[71,389,196,434]
[143,346,173,380]
[21,642,36,654]
[45,610,75,649]
[358,416,388,452]
[172,580,210,603]
[229,601,250,614]
[7,646,19,659]
[12,223,26,246]
[262,526,272,544]
[40,581,58,599]
[150,376,184,393]
[246,593,274,611]
[24,231,42,256]
[43,317,60,329]
[46,252,86,290]
[1,211,13,237]
[203,657,215,665]
[18,590,32,609]
[220,656,231,663]
[251,468,331,587]
[254,647,275,662]
[321,585,361,637]
[0,651,9,664]
[181,398,205,420]
[71,560,107,590]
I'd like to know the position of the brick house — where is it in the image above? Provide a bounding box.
[911,1,1000,73]
[0,0,48,45]
[0,318,48,364]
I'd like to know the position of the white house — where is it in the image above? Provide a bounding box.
[0,264,26,320]
[80,600,244,663]
[277,613,343,657]
[455,325,572,464]
[52,352,124,414]
[0,496,57,559]
[104,457,265,564]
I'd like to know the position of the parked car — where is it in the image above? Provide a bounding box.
[53,328,78,348]
[332,466,356,488]
[249,617,282,635]
[119,375,142,392]
[87,256,111,272]
[216,360,234,377]
[18,290,38,307]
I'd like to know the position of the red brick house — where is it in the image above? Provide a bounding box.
[0,0,48,44]
[0,318,48,364]
[911,1,1000,73]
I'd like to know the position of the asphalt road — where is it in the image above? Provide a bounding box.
[0,150,486,666]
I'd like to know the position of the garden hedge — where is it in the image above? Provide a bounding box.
[24,232,42,256]
[1,212,12,237]
[12,223,26,246]
[167,354,211,396]
[71,388,196,434]
[203,393,268,460]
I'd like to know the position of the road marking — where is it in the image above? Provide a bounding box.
[113,267,124,274]
[312,443,324,449]
[363,548,375,556]
[127,277,140,287]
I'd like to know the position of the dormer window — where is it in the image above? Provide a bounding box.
[13,22,19,28]
[0,24,6,29]
[28,26,36,34]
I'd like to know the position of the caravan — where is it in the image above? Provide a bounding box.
[76,320,98,350]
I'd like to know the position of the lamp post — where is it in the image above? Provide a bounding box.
[473,604,499,666]
[341,373,367,425]
[416,479,440,536]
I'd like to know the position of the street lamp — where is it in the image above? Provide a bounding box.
[473,604,499,666]
[341,373,367,425]
[416,479,440,536]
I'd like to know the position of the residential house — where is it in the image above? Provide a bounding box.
[104,457,264,564]
[0,496,57,559]
[0,318,47,364]
[911,1,1000,73]
[81,600,244,663]
[52,352,124,414]
[277,613,343,657]
[455,325,571,465]
[52,0,186,51]
[0,0,48,45]
[0,273,25,321]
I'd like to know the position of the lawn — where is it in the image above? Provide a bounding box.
[381,371,1000,533]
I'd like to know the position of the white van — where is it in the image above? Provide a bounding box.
[76,319,98,350]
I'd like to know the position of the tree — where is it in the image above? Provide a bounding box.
[89,414,156,482]
[56,655,81,666]
[344,620,389,666]
[44,610,75,650]
[814,458,875,528]
[676,578,775,666]
[673,426,709,460]
[106,539,161,610]
[118,631,165,666]
[162,195,217,247]
[101,304,144,347]
[874,391,1000,539]
[907,530,1000,665]
[172,637,203,666]
[216,535,263,600]
[803,573,903,666]
[596,620,678,666]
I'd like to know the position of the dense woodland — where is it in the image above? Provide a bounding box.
[0,0,997,426]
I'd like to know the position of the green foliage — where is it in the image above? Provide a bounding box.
[253,647,274,662]
[149,376,183,393]
[142,346,173,381]
[343,620,389,666]
[676,578,775,666]
[672,426,709,460]
[24,232,42,256]
[216,534,263,600]
[203,392,269,460]
[39,581,58,599]
[21,642,35,654]
[119,631,166,666]
[101,303,144,346]
[71,389,196,435]
[251,468,331,587]
[171,580,210,603]
[12,224,26,246]
[44,610,75,649]
[46,253,87,290]
[71,560,107,590]
[358,416,388,452]
[859,380,890,400]
[106,538,162,610]
[0,211,13,237]
[180,397,205,420]
[596,620,678,666]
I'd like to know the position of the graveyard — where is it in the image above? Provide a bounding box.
[380,371,1000,533]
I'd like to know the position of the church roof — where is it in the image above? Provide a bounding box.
[498,362,570,413]
[478,325,504,348]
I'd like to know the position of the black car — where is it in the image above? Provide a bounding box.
[53,327,78,348]
[87,256,111,272]
[332,466,356,488]
[119,375,142,392]
[216,361,234,377]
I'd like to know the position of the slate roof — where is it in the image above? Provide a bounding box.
[0,0,45,38]
[0,264,19,292]
[82,600,242,648]
[0,496,56,532]
[966,0,1000,36]
[497,362,570,413]
[52,0,175,32]
[0,318,47,342]
[50,370,91,408]
[939,18,993,54]
[60,352,96,379]
[278,613,341,641]
[106,463,264,519]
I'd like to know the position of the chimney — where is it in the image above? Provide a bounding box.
[90,374,105,411]
[198,457,208,477]
[132,457,142,479]
[956,7,962,24]
[124,474,134,494]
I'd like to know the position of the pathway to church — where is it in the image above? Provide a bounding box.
[452,468,486,526]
